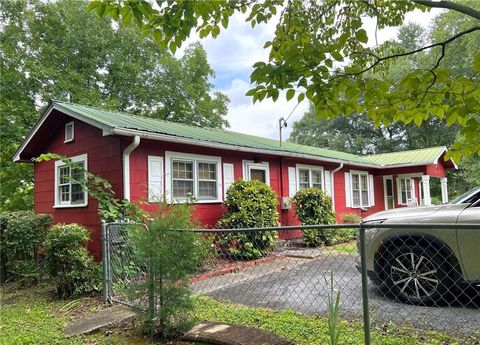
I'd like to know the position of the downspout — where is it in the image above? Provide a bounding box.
[123,135,140,201]
[330,163,344,211]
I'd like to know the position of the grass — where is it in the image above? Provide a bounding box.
[1,284,475,345]
[193,296,470,345]
[327,240,357,254]
[0,284,154,345]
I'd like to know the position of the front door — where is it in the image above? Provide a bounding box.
[384,177,395,210]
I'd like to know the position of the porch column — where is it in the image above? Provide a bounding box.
[440,177,449,204]
[422,175,432,206]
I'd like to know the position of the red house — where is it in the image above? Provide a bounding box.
[14,101,457,258]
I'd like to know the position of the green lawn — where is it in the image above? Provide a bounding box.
[0,284,153,345]
[0,284,473,345]
[193,297,467,345]
[328,240,358,254]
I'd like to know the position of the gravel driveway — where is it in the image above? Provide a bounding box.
[192,251,480,336]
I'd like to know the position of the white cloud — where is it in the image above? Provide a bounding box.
[221,79,309,140]
[179,6,444,139]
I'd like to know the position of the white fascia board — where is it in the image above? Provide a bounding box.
[432,147,458,170]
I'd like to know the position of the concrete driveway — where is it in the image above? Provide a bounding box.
[191,250,480,336]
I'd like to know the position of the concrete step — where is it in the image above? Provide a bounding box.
[65,304,136,336]
[183,321,293,345]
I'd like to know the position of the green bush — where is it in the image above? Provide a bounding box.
[0,211,52,284]
[217,179,279,259]
[44,224,101,298]
[127,204,208,339]
[340,213,362,224]
[292,188,352,246]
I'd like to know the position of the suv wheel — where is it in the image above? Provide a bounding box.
[384,244,450,305]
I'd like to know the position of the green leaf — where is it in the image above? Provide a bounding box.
[331,51,343,62]
[473,51,480,72]
[86,1,101,11]
[97,3,106,17]
[297,93,305,102]
[355,29,368,43]
[286,89,295,101]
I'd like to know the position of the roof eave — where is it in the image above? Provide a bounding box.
[111,128,381,168]
[433,147,458,170]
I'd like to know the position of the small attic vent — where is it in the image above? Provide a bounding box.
[64,121,74,143]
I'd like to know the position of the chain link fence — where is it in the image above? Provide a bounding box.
[102,221,480,343]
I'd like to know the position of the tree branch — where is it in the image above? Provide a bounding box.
[336,25,480,80]
[412,0,480,20]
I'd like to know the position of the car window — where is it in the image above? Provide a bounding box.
[450,187,480,204]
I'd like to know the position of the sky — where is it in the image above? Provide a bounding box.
[179,6,443,141]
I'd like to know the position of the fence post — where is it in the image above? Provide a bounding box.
[101,220,109,303]
[359,223,371,345]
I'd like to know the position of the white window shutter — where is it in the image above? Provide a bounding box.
[223,163,234,200]
[148,156,163,202]
[288,167,297,197]
[324,170,332,197]
[369,174,375,206]
[345,172,351,208]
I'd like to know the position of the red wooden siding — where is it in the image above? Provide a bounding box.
[34,118,123,260]
[31,115,451,255]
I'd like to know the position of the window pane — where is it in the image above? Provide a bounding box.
[71,162,84,181]
[172,180,194,198]
[352,174,361,207]
[250,169,266,183]
[352,174,360,190]
[352,190,360,207]
[71,183,84,204]
[406,179,412,200]
[59,166,70,184]
[60,185,70,202]
[198,162,216,180]
[198,181,217,199]
[298,169,309,190]
[361,175,368,190]
[312,170,322,189]
[362,190,369,206]
[173,161,193,179]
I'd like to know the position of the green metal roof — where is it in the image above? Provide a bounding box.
[48,101,447,168]
[364,147,447,166]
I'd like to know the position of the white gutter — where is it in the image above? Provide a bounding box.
[111,128,381,169]
[330,163,344,211]
[122,135,140,201]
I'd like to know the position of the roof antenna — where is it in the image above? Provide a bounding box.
[279,117,287,147]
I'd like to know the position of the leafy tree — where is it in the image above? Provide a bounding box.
[94,0,480,161]
[0,0,228,211]
[290,17,479,197]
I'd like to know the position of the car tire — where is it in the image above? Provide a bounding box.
[384,244,451,305]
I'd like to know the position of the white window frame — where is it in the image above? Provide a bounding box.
[242,160,270,186]
[350,170,370,208]
[165,151,222,203]
[64,121,74,143]
[54,153,88,208]
[295,164,324,191]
